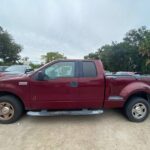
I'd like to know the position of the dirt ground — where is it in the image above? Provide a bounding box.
[0,109,149,150]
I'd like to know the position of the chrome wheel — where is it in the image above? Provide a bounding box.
[132,103,147,119]
[0,102,14,121]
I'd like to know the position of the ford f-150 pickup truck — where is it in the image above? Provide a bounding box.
[0,59,150,124]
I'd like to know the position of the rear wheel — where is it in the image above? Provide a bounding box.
[124,97,150,122]
[0,96,24,124]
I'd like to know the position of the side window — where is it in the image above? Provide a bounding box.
[44,62,75,79]
[82,62,97,77]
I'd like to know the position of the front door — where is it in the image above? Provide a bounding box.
[30,61,79,109]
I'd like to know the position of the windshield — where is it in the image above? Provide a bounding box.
[5,65,26,73]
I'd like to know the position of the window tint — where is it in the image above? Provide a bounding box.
[82,62,97,77]
[44,62,75,79]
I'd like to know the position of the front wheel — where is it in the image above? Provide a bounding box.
[0,96,24,124]
[124,97,150,122]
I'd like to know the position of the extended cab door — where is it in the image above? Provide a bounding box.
[77,61,105,109]
[30,61,79,109]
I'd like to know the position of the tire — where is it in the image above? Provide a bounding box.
[0,95,24,124]
[124,97,150,122]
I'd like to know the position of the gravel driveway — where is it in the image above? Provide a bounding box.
[0,109,149,150]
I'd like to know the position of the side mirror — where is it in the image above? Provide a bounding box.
[37,71,44,81]
[25,69,33,73]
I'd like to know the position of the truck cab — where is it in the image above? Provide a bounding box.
[30,60,105,110]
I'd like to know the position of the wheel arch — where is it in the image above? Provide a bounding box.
[0,91,25,109]
[124,91,150,107]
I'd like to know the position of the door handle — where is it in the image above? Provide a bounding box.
[69,81,78,87]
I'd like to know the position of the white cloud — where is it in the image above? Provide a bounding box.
[0,0,150,62]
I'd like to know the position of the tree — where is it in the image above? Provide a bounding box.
[0,26,22,65]
[123,26,147,47]
[29,62,42,70]
[84,52,100,60]
[139,34,150,65]
[41,52,67,63]
[84,27,150,73]
[123,26,150,72]
[96,43,142,72]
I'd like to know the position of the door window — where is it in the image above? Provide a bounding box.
[82,61,97,77]
[44,62,75,79]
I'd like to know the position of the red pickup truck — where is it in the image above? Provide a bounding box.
[0,60,150,124]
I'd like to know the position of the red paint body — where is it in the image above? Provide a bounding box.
[0,60,150,110]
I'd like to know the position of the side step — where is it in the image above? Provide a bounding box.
[27,109,103,116]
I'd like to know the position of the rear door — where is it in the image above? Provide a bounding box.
[77,61,105,109]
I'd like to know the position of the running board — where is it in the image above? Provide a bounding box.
[27,109,103,116]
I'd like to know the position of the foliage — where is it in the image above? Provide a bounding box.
[41,52,67,63]
[84,27,150,73]
[0,26,22,65]
[29,63,42,70]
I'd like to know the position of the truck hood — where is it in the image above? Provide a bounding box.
[0,73,29,81]
[0,71,24,77]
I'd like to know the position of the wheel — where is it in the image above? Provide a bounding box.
[0,95,24,124]
[124,97,150,122]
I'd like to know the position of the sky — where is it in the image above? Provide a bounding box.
[0,0,150,63]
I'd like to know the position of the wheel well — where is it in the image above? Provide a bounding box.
[0,91,25,108]
[124,92,150,106]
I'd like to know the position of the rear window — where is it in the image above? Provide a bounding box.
[82,61,97,77]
